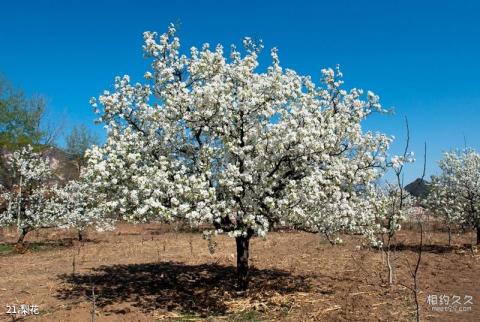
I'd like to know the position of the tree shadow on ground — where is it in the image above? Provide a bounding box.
[56,261,312,316]
[0,237,90,255]
[381,243,474,254]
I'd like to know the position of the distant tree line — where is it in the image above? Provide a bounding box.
[0,77,98,183]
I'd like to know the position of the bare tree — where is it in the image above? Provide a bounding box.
[401,142,427,322]
[65,124,99,176]
[382,117,413,285]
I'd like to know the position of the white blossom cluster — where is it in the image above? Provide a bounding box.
[426,149,480,231]
[0,146,61,230]
[10,145,52,183]
[49,178,114,233]
[364,183,415,246]
[390,152,415,171]
[425,176,463,229]
[83,127,215,223]
[88,24,395,240]
[0,145,113,236]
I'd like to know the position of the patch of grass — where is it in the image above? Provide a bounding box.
[167,310,262,322]
[229,310,262,322]
[0,244,14,255]
[29,243,47,252]
[29,242,59,252]
[171,312,204,321]
[0,241,71,256]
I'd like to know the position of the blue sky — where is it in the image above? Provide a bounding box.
[1,0,479,183]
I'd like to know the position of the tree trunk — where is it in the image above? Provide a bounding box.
[78,230,83,242]
[385,236,394,285]
[448,225,452,246]
[17,227,29,245]
[386,248,393,285]
[477,225,480,245]
[16,176,23,232]
[236,234,251,291]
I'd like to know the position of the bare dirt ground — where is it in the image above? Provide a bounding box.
[0,223,478,321]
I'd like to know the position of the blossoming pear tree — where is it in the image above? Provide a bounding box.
[426,149,480,245]
[366,182,415,284]
[50,177,114,241]
[424,175,463,245]
[0,145,62,244]
[88,24,393,290]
